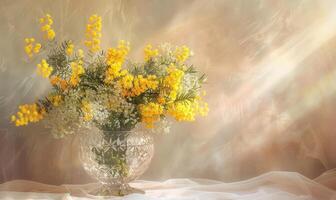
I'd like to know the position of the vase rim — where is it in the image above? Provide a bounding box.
[98,129,150,135]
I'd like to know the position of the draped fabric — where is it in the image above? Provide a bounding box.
[1,170,336,199]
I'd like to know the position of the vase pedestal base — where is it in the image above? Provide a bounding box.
[88,183,145,197]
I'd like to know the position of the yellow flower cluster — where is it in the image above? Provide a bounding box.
[167,99,209,121]
[105,63,127,83]
[139,102,163,128]
[119,73,133,88]
[84,14,102,52]
[24,38,41,58]
[106,40,130,65]
[37,59,53,78]
[11,104,45,126]
[66,42,74,56]
[104,40,130,83]
[69,61,85,86]
[50,76,68,91]
[174,46,190,62]
[120,74,158,97]
[144,44,159,61]
[39,14,56,41]
[77,49,84,58]
[49,95,62,106]
[81,100,93,121]
[157,95,166,105]
[163,65,184,101]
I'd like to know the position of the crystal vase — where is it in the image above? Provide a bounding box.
[79,129,154,196]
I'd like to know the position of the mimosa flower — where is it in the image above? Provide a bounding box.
[24,38,41,58]
[174,45,191,62]
[11,104,45,126]
[139,102,163,128]
[39,14,56,41]
[144,44,159,61]
[69,61,84,86]
[81,100,93,121]
[84,14,102,52]
[37,59,53,78]
[66,42,74,56]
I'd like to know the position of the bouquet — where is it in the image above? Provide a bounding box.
[10,14,209,195]
[11,14,209,137]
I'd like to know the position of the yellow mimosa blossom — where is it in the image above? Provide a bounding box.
[167,102,196,121]
[24,38,34,58]
[104,40,130,83]
[24,38,41,58]
[105,63,122,83]
[119,73,134,89]
[144,44,159,61]
[50,76,69,91]
[139,102,163,128]
[11,103,45,126]
[50,76,61,86]
[174,45,190,62]
[84,14,102,52]
[77,49,84,58]
[120,75,158,97]
[59,79,69,91]
[157,95,166,105]
[39,14,56,41]
[37,59,53,78]
[106,40,130,65]
[81,100,93,121]
[69,62,84,86]
[34,43,42,53]
[49,95,62,106]
[163,64,184,101]
[66,42,74,56]
[167,98,209,121]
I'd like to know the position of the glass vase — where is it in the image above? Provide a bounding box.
[79,129,154,196]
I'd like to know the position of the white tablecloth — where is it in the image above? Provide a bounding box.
[0,171,336,200]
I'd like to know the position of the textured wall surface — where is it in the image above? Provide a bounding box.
[1,0,336,185]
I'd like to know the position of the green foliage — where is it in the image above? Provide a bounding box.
[92,132,129,177]
[47,41,72,77]
[174,91,197,104]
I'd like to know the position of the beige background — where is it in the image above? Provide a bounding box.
[1,0,336,185]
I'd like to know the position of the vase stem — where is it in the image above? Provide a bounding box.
[92,183,144,196]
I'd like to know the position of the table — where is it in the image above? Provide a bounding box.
[0,170,335,199]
